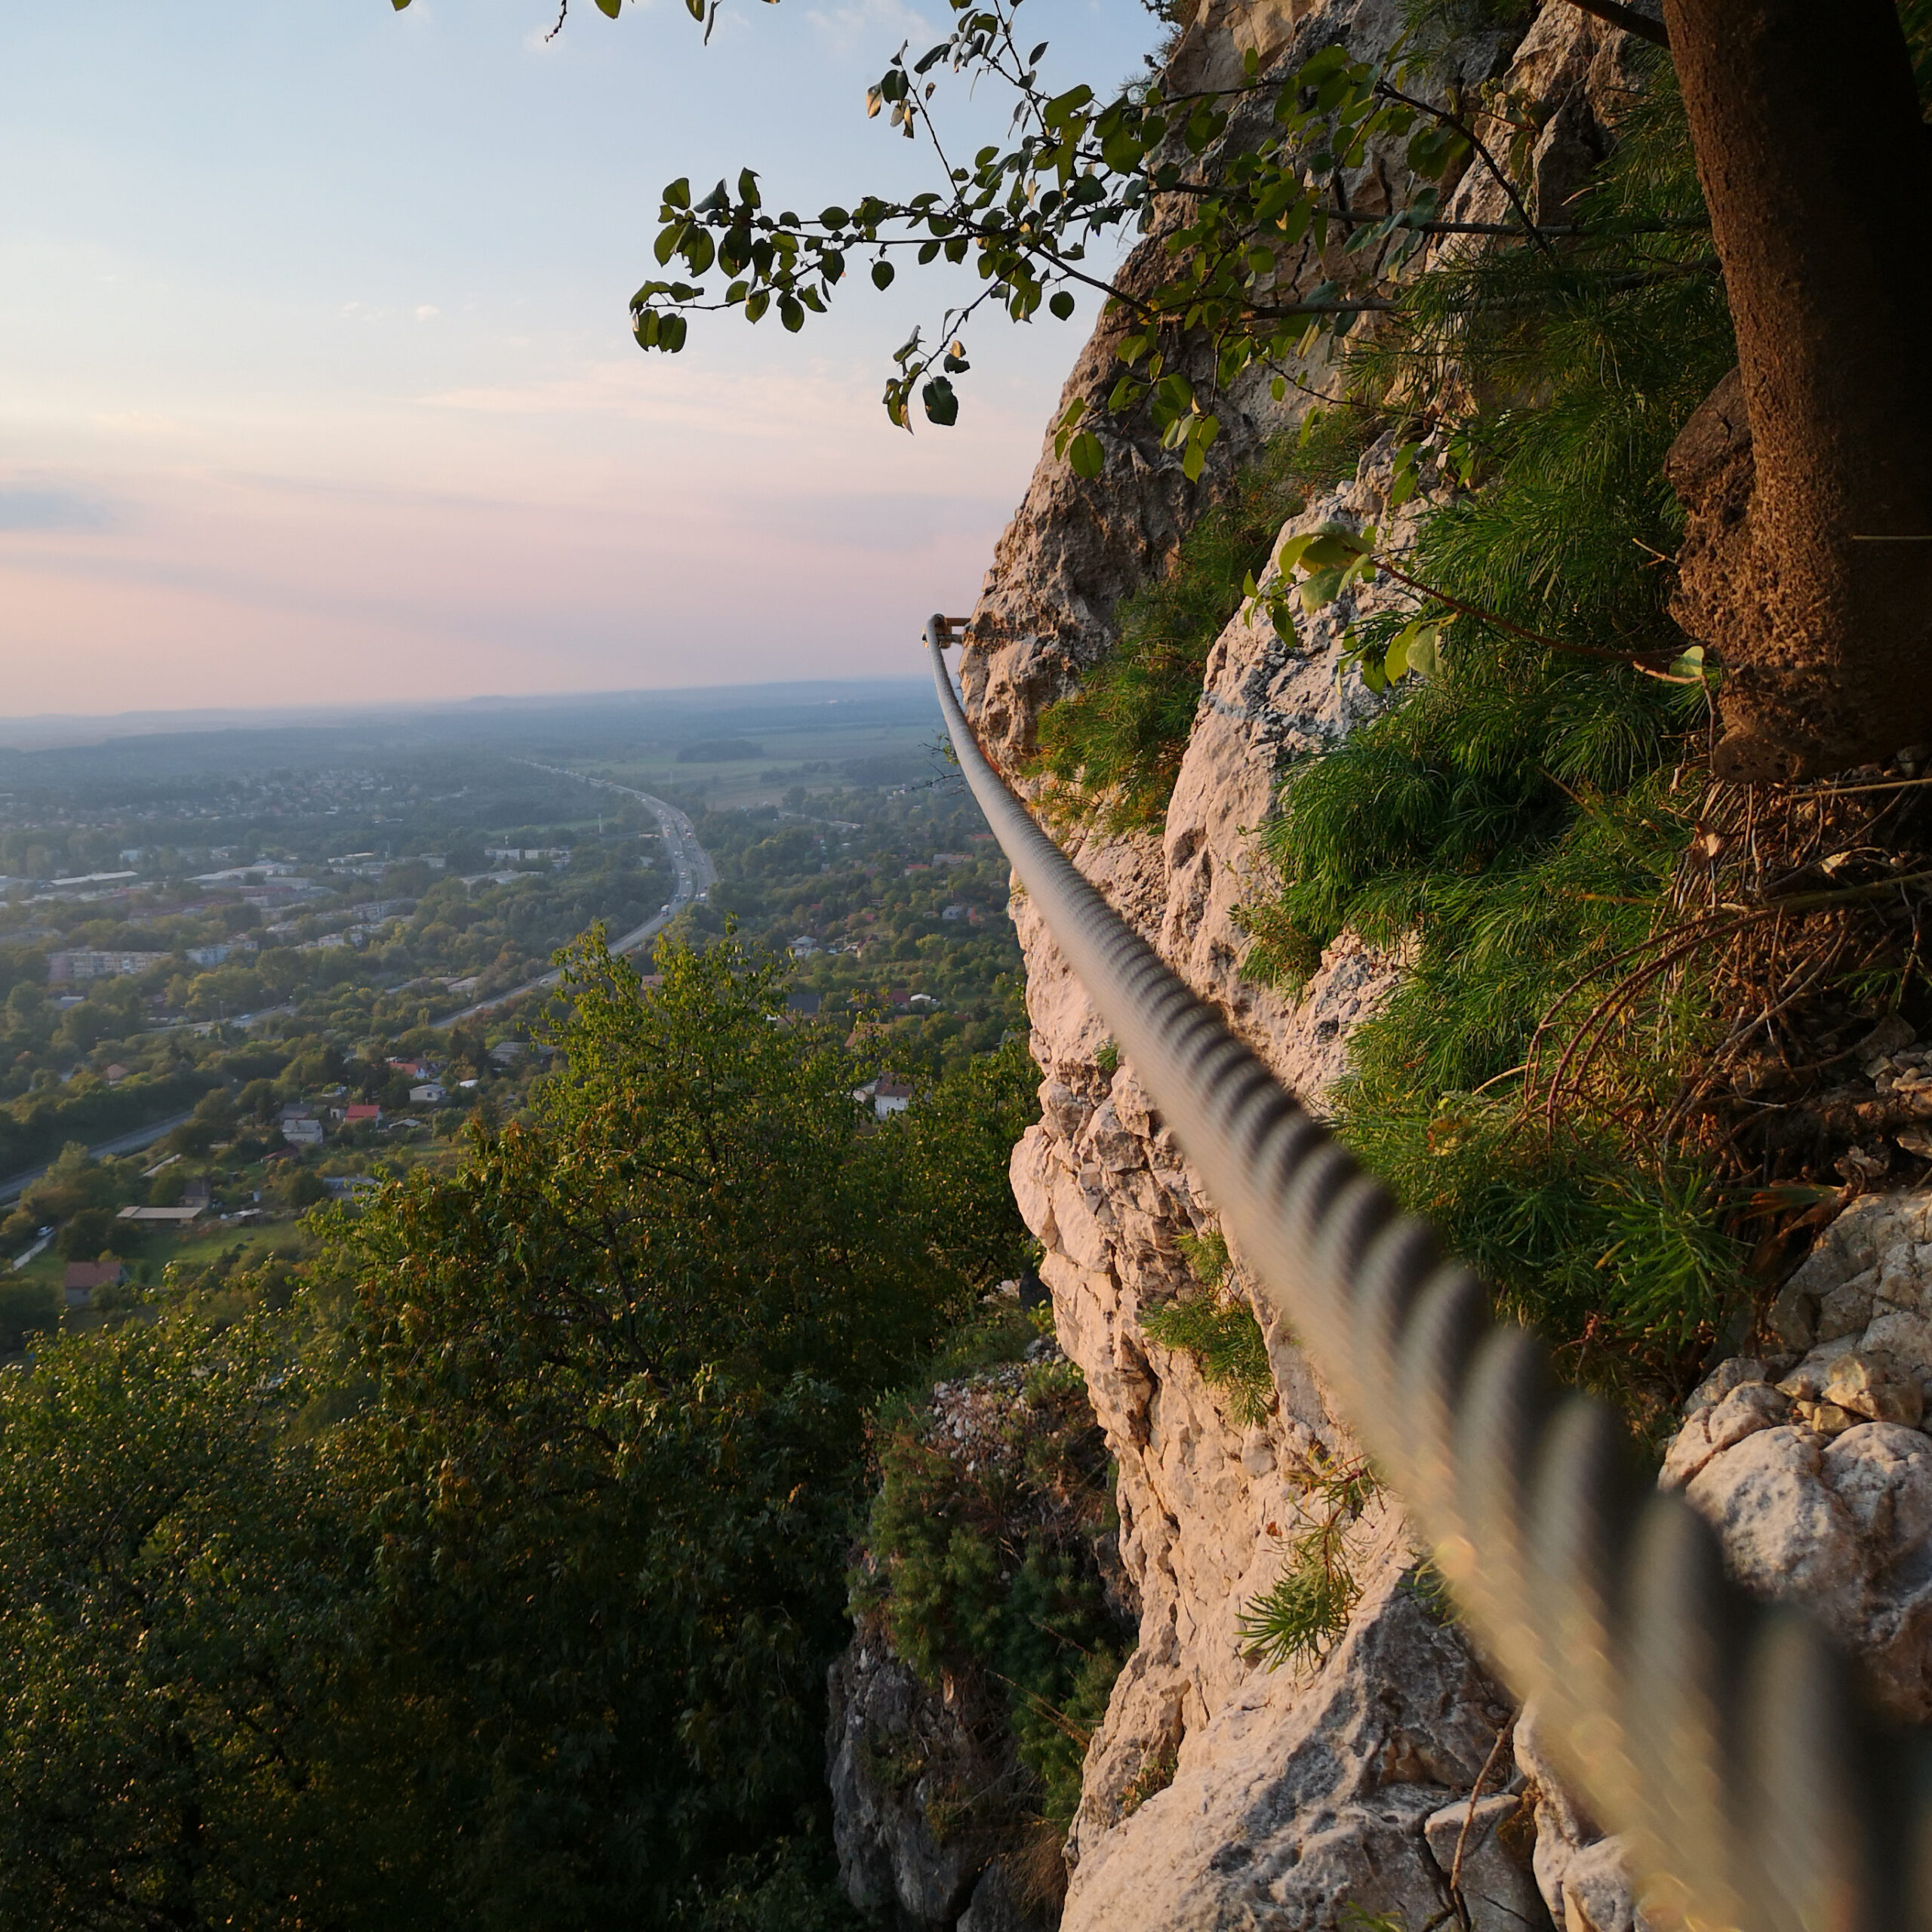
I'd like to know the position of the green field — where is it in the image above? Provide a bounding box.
[8,1214,305,1297]
[584,714,949,811]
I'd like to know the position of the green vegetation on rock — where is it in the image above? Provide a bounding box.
[1029,414,1376,835]
[851,1311,1129,1847]
[1140,1229,1274,1426]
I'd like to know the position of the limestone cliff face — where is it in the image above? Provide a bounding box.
[947,5,1666,1928]
[987,445,1558,1932]
[937,0,1932,1912]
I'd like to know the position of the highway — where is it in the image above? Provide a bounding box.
[0,1109,197,1208]
[435,773,714,1027]
[0,777,712,1195]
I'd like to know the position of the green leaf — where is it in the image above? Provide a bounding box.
[596,0,621,15]
[1407,625,1439,678]
[1388,441,1421,509]
[663,177,691,211]
[872,260,895,289]
[1297,44,1349,85]
[1069,431,1104,479]
[1299,566,1345,612]
[820,206,850,229]
[1049,291,1075,320]
[1297,531,1370,570]
[921,376,959,426]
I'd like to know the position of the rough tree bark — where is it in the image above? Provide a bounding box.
[1662,0,1932,782]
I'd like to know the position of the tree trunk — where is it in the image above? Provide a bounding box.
[1662,0,1932,781]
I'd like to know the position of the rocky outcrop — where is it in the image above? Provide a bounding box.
[1666,1191,1932,1727]
[970,299,1574,1932]
[1063,1565,1540,1932]
[958,0,1528,773]
[829,1641,992,1929]
[1509,1180,1932,1932]
[901,4,1698,1928]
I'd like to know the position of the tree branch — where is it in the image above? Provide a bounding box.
[1374,80,1555,256]
[1564,0,1671,50]
[1370,552,1677,665]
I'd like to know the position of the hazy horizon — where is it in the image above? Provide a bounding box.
[0,672,938,755]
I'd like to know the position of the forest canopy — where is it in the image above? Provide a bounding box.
[0,933,1036,1927]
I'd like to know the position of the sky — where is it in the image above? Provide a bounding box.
[0,0,1157,719]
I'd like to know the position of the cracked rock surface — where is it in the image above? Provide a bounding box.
[850,2,1684,1925]
[1520,1189,1932,1932]
[951,7,1644,1921]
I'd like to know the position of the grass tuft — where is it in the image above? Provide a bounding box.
[1238,1461,1379,1670]
[1140,1229,1275,1425]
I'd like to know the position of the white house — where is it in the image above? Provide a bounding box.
[852,1075,914,1120]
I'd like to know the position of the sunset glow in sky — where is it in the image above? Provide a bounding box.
[0,0,1154,718]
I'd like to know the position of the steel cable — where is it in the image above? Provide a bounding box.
[926,614,1932,1932]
